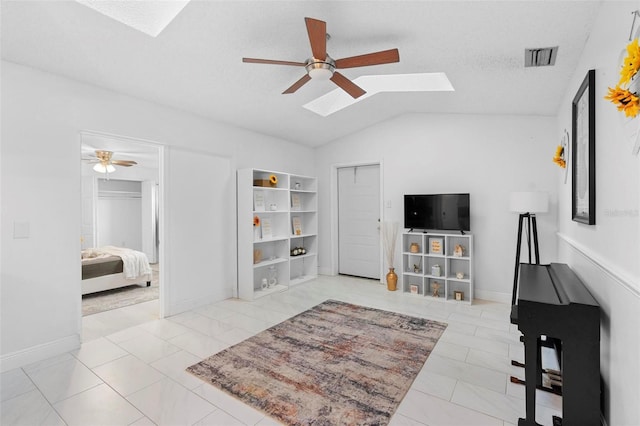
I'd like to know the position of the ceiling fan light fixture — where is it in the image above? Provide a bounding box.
[93,163,116,173]
[309,67,333,80]
[305,57,335,80]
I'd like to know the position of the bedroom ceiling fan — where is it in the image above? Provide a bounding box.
[85,150,137,174]
[243,17,400,99]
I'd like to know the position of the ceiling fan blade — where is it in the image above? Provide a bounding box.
[243,58,306,67]
[335,48,400,69]
[111,160,137,166]
[305,17,326,60]
[330,72,366,99]
[283,74,312,94]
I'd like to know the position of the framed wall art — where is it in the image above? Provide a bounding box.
[572,69,596,225]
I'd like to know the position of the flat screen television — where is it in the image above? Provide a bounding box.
[404,193,470,232]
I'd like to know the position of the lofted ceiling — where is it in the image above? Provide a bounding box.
[1,1,602,147]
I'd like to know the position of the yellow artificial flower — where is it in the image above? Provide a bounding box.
[619,38,640,86]
[605,85,640,118]
[552,145,566,168]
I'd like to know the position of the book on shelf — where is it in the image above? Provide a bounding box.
[253,190,265,211]
[429,237,444,255]
[261,218,273,239]
[291,193,301,211]
[291,216,302,236]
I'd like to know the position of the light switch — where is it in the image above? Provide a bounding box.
[13,222,30,239]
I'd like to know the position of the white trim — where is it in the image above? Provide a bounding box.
[557,232,640,298]
[164,291,232,317]
[318,267,334,276]
[0,334,80,373]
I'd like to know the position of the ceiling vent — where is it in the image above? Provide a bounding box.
[524,46,558,67]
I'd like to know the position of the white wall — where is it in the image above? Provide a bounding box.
[554,2,640,425]
[0,60,315,371]
[97,197,143,250]
[316,113,558,301]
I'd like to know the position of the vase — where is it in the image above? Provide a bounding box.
[386,267,398,291]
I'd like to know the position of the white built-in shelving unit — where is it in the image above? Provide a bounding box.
[237,169,317,300]
[401,231,474,304]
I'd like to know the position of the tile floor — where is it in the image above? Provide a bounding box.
[1,275,561,425]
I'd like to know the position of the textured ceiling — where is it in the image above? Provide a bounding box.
[1,1,602,147]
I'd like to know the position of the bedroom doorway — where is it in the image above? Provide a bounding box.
[80,131,163,338]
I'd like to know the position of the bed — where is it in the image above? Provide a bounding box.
[81,247,152,295]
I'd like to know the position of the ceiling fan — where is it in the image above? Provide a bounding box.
[243,17,400,99]
[85,150,137,173]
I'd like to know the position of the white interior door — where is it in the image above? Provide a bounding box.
[338,165,381,279]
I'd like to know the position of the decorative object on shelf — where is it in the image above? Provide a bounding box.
[409,242,420,253]
[254,178,277,187]
[261,278,268,290]
[261,217,273,239]
[431,264,441,277]
[291,193,301,210]
[291,247,307,256]
[510,191,548,306]
[429,238,443,255]
[453,244,465,257]
[292,216,303,235]
[294,181,301,190]
[410,284,419,294]
[413,264,420,273]
[268,265,278,288]
[383,221,399,291]
[269,174,278,185]
[253,249,262,264]
[454,290,464,301]
[572,69,596,225]
[253,190,265,211]
[456,272,465,280]
[269,203,278,211]
[432,282,441,297]
[253,215,261,240]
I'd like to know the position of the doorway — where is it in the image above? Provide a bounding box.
[337,164,381,280]
[80,131,163,336]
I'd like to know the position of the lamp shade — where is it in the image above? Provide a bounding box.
[509,191,548,213]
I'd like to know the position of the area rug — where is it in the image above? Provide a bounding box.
[82,265,159,316]
[187,299,447,425]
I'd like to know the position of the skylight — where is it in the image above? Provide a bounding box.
[303,73,455,117]
[76,0,190,37]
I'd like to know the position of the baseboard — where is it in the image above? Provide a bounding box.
[473,289,511,304]
[0,334,80,373]
[164,289,234,317]
[318,266,333,276]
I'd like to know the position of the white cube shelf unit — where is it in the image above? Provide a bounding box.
[237,168,318,300]
[401,231,474,304]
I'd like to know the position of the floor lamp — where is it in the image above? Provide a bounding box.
[510,191,548,306]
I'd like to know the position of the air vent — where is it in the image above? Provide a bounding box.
[525,46,558,67]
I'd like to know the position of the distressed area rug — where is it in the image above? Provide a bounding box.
[187,299,447,425]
